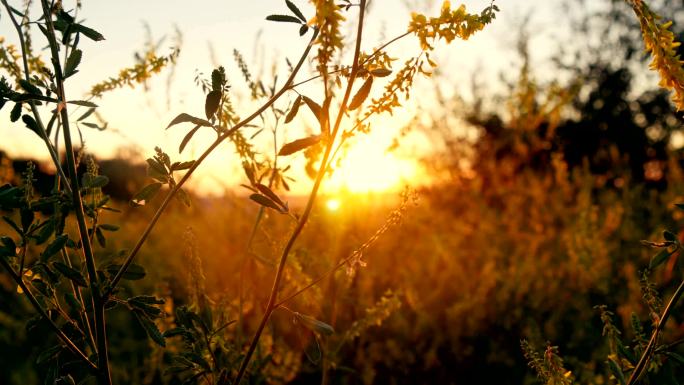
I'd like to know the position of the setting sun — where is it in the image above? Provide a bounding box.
[325,134,421,193]
[325,198,341,211]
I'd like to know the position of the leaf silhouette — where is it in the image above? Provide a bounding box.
[348,76,373,110]
[278,135,321,156]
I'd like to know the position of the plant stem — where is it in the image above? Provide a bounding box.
[627,277,684,385]
[0,258,97,371]
[38,2,111,383]
[104,28,320,299]
[0,0,72,194]
[233,2,368,383]
[289,31,411,90]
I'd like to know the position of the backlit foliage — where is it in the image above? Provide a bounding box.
[628,0,684,110]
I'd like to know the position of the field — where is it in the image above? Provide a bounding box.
[1,0,684,384]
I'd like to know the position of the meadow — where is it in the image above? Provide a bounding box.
[1,0,684,384]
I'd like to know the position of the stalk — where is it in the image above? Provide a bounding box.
[627,277,684,385]
[38,2,111,383]
[104,28,320,298]
[233,2,368,383]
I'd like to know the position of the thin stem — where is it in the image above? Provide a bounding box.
[38,2,111,383]
[104,28,320,299]
[0,0,72,194]
[61,249,98,353]
[233,2,368,383]
[0,258,97,371]
[288,31,410,90]
[627,277,684,385]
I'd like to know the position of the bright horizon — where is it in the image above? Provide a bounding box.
[0,0,588,196]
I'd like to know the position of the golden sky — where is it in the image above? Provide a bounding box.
[0,0,564,195]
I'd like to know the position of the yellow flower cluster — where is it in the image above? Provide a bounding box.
[630,0,684,110]
[0,38,22,83]
[310,0,345,72]
[89,48,179,98]
[408,1,497,51]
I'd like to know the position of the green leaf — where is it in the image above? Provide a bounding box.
[80,122,103,130]
[171,161,195,171]
[53,262,88,287]
[10,103,22,122]
[179,125,201,154]
[295,312,334,335]
[77,107,96,121]
[286,0,307,22]
[211,67,226,92]
[82,173,109,189]
[133,310,166,347]
[19,79,41,95]
[249,193,285,213]
[147,158,168,182]
[301,96,322,123]
[348,76,373,110]
[370,68,392,77]
[67,100,98,107]
[105,263,146,280]
[607,358,626,385]
[35,219,55,245]
[166,113,212,129]
[128,296,164,318]
[95,227,106,247]
[255,183,285,208]
[285,96,302,123]
[176,188,191,207]
[73,23,105,41]
[162,327,188,338]
[132,183,162,206]
[285,0,306,23]
[299,24,309,36]
[99,224,119,231]
[64,49,82,78]
[650,248,672,269]
[278,135,321,156]
[42,234,68,262]
[205,90,221,120]
[21,114,42,137]
[266,14,302,24]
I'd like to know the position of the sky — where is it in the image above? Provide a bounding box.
[0,0,579,195]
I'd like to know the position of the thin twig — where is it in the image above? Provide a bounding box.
[233,2,368,383]
[0,258,97,371]
[104,28,321,299]
[288,31,411,90]
[38,2,112,383]
[627,278,684,385]
[0,0,72,194]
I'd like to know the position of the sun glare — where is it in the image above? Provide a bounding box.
[325,198,342,211]
[326,134,420,193]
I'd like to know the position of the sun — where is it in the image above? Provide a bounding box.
[325,133,420,193]
[325,198,342,211]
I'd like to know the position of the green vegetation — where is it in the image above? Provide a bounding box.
[1,0,684,384]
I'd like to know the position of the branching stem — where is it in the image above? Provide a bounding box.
[233,2,368,383]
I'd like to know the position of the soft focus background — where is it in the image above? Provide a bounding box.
[2,0,684,384]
